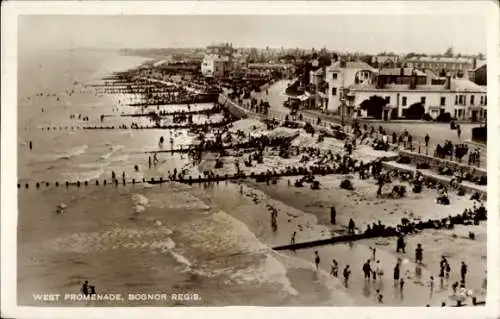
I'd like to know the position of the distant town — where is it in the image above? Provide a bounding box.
[120,44,487,125]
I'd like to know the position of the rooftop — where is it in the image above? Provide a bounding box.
[405,56,473,64]
[328,60,375,71]
[349,78,486,93]
[376,68,426,77]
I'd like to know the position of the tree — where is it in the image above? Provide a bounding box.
[318,54,332,67]
[477,52,485,60]
[403,102,425,119]
[444,46,454,57]
[359,95,388,119]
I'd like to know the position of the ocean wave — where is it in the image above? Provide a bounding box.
[230,253,299,296]
[100,145,122,159]
[47,227,176,254]
[108,154,129,163]
[58,145,88,160]
[61,168,103,182]
[131,193,149,214]
[170,251,193,270]
[177,210,297,296]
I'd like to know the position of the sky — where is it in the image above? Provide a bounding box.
[18,15,487,55]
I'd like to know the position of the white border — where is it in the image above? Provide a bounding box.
[1,2,499,319]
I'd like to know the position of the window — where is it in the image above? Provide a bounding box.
[402,96,407,107]
[485,96,487,105]
[480,96,484,105]
[440,97,446,106]
[470,95,475,105]
[385,96,391,104]
[332,87,337,96]
[332,73,338,80]
[421,96,426,105]
[455,96,458,105]
[454,109,458,118]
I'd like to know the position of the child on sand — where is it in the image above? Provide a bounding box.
[428,276,435,299]
[330,259,338,277]
[343,265,351,288]
[314,251,320,270]
[376,289,383,304]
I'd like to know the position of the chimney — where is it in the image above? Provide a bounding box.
[445,75,451,90]
[409,69,417,89]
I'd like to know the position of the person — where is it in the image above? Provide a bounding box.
[362,259,372,281]
[89,285,96,296]
[452,281,459,295]
[343,265,351,288]
[330,206,336,225]
[460,261,468,285]
[314,251,320,270]
[393,262,400,286]
[376,289,383,304]
[415,243,423,264]
[399,277,405,294]
[29,141,33,150]
[376,175,384,198]
[370,247,376,261]
[375,260,383,281]
[81,280,89,296]
[396,235,406,253]
[439,260,446,289]
[457,125,462,139]
[445,261,451,280]
[291,231,296,246]
[348,218,355,235]
[149,156,152,169]
[330,259,338,277]
[425,133,430,148]
[428,276,435,299]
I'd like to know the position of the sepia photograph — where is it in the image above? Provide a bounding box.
[1,1,499,319]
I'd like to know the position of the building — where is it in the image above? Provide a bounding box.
[347,74,487,122]
[201,43,235,78]
[467,64,487,86]
[325,59,376,115]
[403,56,475,78]
[371,54,403,68]
[201,54,218,78]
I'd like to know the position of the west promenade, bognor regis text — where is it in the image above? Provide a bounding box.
[33,293,201,302]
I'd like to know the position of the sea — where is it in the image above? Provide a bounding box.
[16,49,358,307]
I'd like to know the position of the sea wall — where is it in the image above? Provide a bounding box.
[398,150,487,178]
